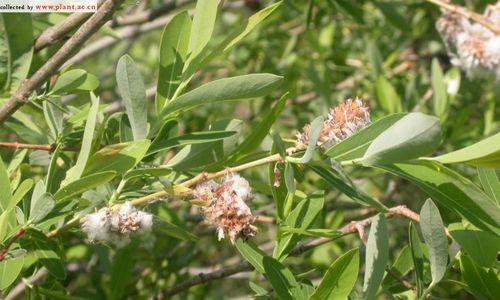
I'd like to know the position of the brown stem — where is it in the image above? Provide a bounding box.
[0,0,126,126]
[34,12,93,51]
[0,142,79,152]
[0,228,26,262]
[426,0,500,34]
[163,205,426,296]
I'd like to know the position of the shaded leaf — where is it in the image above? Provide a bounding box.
[116,55,148,140]
[478,168,500,205]
[156,11,192,113]
[363,214,389,300]
[420,199,448,286]
[84,140,151,176]
[55,171,116,202]
[310,248,359,300]
[375,76,402,114]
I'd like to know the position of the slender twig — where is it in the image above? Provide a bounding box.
[0,0,126,126]
[110,0,192,27]
[0,228,26,261]
[0,142,79,152]
[35,13,92,51]
[163,205,426,296]
[426,0,500,34]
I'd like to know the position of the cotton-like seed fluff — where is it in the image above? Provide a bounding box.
[81,202,153,247]
[193,174,257,244]
[436,4,500,78]
[296,97,371,149]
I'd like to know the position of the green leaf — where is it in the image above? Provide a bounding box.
[43,98,63,140]
[154,218,198,241]
[29,193,55,224]
[287,116,322,164]
[61,93,100,186]
[54,171,116,202]
[375,76,402,114]
[224,1,282,51]
[84,140,151,176]
[478,168,500,205]
[281,228,342,238]
[444,67,460,102]
[263,256,302,300]
[274,193,324,260]
[1,14,33,94]
[234,240,302,300]
[187,0,217,60]
[50,69,99,95]
[123,167,171,181]
[380,161,500,236]
[309,165,386,210]
[420,199,448,286]
[310,248,359,300]
[166,119,242,170]
[109,244,136,300]
[34,240,65,280]
[459,254,500,299]
[363,214,389,300]
[9,178,33,211]
[409,223,425,297]
[156,11,192,113]
[448,223,500,268]
[431,58,448,120]
[227,94,287,161]
[148,131,236,156]
[162,74,283,116]
[426,132,500,168]
[0,156,12,212]
[359,113,441,165]
[116,55,148,140]
[0,256,24,290]
[325,113,406,161]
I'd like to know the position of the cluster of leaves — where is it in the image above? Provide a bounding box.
[0,0,499,299]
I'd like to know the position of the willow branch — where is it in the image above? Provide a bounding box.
[110,0,192,27]
[0,0,126,126]
[35,12,92,51]
[0,142,79,152]
[163,205,427,296]
[426,0,500,34]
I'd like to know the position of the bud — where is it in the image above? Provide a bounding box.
[193,174,257,244]
[296,97,371,149]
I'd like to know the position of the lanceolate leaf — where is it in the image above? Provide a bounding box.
[61,93,100,186]
[274,193,324,260]
[0,256,24,290]
[409,223,425,297]
[375,76,402,114]
[55,171,116,202]
[459,254,500,299]
[359,113,442,165]
[162,74,283,116]
[448,223,500,268]
[310,248,359,300]
[187,0,218,61]
[420,199,448,286]
[224,1,283,51]
[426,132,500,168]
[116,55,148,140]
[148,131,236,156]
[363,214,389,300]
[84,140,151,176]
[156,11,192,113]
[286,116,323,164]
[0,156,12,212]
[1,14,33,93]
[477,167,500,205]
[235,240,302,300]
[324,113,406,161]
[380,161,500,236]
[431,58,448,120]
